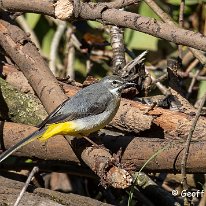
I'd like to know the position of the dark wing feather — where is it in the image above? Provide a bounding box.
[37,98,69,128]
[37,84,112,128]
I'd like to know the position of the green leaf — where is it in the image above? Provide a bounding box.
[124,2,159,51]
[138,2,160,19]
[88,21,102,29]
[167,0,202,5]
[25,13,41,29]
[74,57,86,77]
[125,29,158,51]
[198,81,206,99]
[25,159,33,163]
[42,29,55,57]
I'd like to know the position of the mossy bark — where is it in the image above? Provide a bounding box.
[0,77,47,126]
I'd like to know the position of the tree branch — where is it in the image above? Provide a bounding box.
[0,175,112,206]
[2,122,206,173]
[143,0,206,72]
[0,14,67,113]
[0,77,47,125]
[1,122,132,188]
[1,0,206,52]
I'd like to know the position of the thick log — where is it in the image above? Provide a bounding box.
[0,176,112,206]
[1,122,206,173]
[1,122,132,188]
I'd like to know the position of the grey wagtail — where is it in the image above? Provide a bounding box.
[0,75,135,163]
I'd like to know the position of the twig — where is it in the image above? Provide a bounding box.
[179,0,185,28]
[146,69,171,96]
[91,49,113,59]
[151,73,168,85]
[178,71,206,80]
[185,58,199,74]
[49,20,66,75]
[155,82,171,96]
[66,27,75,79]
[196,14,206,76]
[186,70,200,99]
[178,0,185,59]
[122,51,147,73]
[189,48,206,68]
[71,33,81,51]
[86,58,92,75]
[181,92,206,191]
[67,43,75,79]
[131,172,182,206]
[109,8,126,74]
[16,15,41,50]
[14,166,39,206]
[48,15,81,50]
[182,50,195,66]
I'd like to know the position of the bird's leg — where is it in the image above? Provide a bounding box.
[82,136,111,154]
[82,135,99,147]
[79,133,108,150]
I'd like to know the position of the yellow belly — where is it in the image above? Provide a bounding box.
[39,122,76,141]
[38,119,109,141]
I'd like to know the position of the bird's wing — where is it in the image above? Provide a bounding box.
[37,98,70,128]
[38,85,112,128]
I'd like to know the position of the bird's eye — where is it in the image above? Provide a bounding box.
[112,80,118,86]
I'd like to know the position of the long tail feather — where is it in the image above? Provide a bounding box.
[0,128,45,163]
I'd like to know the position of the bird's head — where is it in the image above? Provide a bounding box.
[100,75,136,96]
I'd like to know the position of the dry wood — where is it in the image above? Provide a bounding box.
[0,0,206,52]
[1,122,206,173]
[0,16,133,188]
[1,122,132,188]
[0,77,47,125]
[0,176,112,206]
[0,15,67,113]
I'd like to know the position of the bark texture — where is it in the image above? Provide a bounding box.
[0,176,112,206]
[0,0,206,52]
[0,77,47,125]
[2,122,206,173]
[0,16,67,113]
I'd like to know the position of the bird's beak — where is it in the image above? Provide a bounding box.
[122,82,136,89]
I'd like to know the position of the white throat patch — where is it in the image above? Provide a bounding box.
[109,87,120,96]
